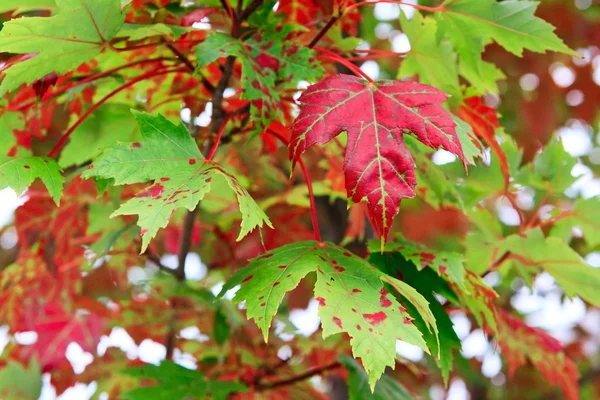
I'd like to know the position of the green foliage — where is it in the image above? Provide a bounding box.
[0,0,125,95]
[0,360,42,400]
[0,0,592,398]
[122,361,246,400]
[83,111,271,251]
[0,156,63,203]
[340,354,415,400]
[218,241,437,388]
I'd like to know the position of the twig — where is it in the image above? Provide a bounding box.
[240,0,265,21]
[176,208,199,281]
[255,361,341,392]
[308,16,339,48]
[48,67,185,158]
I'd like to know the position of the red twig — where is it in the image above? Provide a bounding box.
[308,15,339,49]
[266,129,322,243]
[536,210,575,229]
[205,118,229,162]
[9,58,175,111]
[48,67,185,158]
[315,49,374,83]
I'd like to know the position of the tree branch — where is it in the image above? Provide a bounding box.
[255,361,341,392]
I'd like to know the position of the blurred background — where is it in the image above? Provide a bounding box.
[1,0,600,399]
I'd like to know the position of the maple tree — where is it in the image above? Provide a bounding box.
[0,0,599,399]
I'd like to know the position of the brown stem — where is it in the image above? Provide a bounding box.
[308,16,339,48]
[240,0,265,21]
[255,361,341,392]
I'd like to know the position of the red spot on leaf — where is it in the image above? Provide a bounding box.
[131,142,142,148]
[160,177,170,182]
[137,184,164,199]
[273,282,280,287]
[188,159,196,165]
[260,302,266,307]
[356,324,362,330]
[242,275,253,283]
[277,265,286,269]
[140,229,148,235]
[315,297,326,306]
[403,317,412,324]
[439,265,447,274]
[379,288,392,308]
[23,165,30,169]
[332,316,343,329]
[352,288,362,293]
[334,266,345,272]
[363,311,387,325]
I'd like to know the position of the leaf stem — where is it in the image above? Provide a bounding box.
[266,129,322,243]
[317,55,374,83]
[47,67,185,158]
[255,361,341,391]
[205,118,229,162]
[9,58,175,112]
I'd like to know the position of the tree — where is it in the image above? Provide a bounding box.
[0,0,598,399]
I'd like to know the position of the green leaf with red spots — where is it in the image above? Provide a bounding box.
[372,236,466,291]
[290,74,466,246]
[0,156,63,204]
[0,0,126,96]
[494,309,579,400]
[82,111,271,252]
[370,251,461,385]
[195,28,322,132]
[218,241,438,389]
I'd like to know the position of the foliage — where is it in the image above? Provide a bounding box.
[0,0,598,399]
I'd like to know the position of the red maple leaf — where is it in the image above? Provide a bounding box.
[458,97,509,190]
[494,310,579,400]
[290,74,466,241]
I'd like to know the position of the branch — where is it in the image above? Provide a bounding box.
[308,16,339,48]
[176,207,199,281]
[240,0,265,21]
[255,361,341,392]
[164,42,216,93]
[48,67,185,158]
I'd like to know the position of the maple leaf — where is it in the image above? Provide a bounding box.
[122,361,246,400]
[195,28,322,132]
[0,360,42,400]
[0,0,126,95]
[458,97,509,189]
[219,241,438,388]
[340,355,415,400]
[517,138,577,192]
[59,103,140,168]
[278,0,319,26]
[370,248,463,384]
[501,229,600,307]
[398,10,461,105]
[494,309,579,400]
[436,0,578,89]
[0,111,24,156]
[83,111,272,252]
[552,198,600,248]
[290,74,466,243]
[0,156,63,204]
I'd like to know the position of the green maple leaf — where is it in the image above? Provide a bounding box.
[122,361,246,400]
[218,241,437,388]
[370,250,462,384]
[502,229,600,307]
[0,0,125,95]
[436,0,578,92]
[374,236,466,291]
[516,138,577,192]
[0,360,42,400]
[59,104,140,168]
[195,28,322,132]
[82,111,272,252]
[340,354,415,400]
[551,198,600,248]
[398,11,461,105]
[0,156,63,204]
